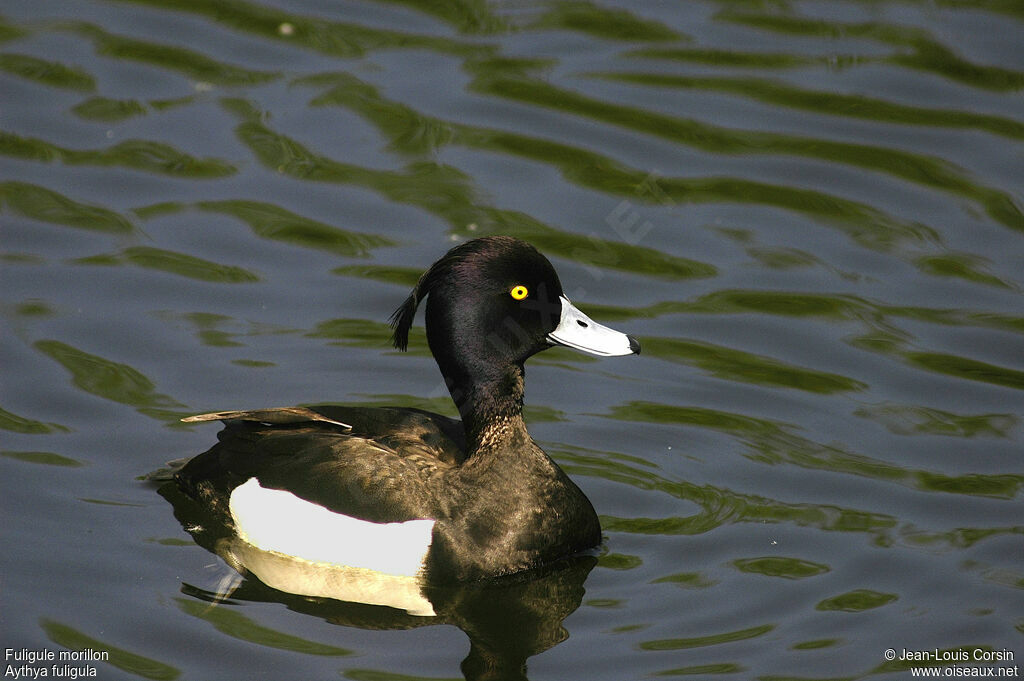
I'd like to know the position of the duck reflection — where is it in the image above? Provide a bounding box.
[159,480,596,681]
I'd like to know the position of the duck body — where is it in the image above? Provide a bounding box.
[175,236,637,587]
[176,404,600,582]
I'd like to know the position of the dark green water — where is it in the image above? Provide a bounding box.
[2,1,1022,679]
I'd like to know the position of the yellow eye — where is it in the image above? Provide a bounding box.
[509,285,529,300]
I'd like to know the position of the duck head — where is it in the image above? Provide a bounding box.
[390,236,639,430]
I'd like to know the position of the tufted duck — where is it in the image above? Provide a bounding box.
[175,236,640,595]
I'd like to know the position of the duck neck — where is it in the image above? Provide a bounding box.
[444,363,528,454]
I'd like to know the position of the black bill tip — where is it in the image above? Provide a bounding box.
[627,335,641,355]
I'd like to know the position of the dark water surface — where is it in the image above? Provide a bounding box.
[2,1,1022,679]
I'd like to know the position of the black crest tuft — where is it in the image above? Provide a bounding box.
[389,290,420,352]
[388,241,467,351]
[388,237,530,352]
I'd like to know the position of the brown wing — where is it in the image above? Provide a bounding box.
[176,405,467,524]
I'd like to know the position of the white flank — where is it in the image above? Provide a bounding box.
[229,478,434,578]
[226,538,436,616]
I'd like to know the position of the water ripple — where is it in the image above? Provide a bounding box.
[1,181,135,233]
[719,10,1024,91]
[1,131,237,177]
[590,71,1024,141]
